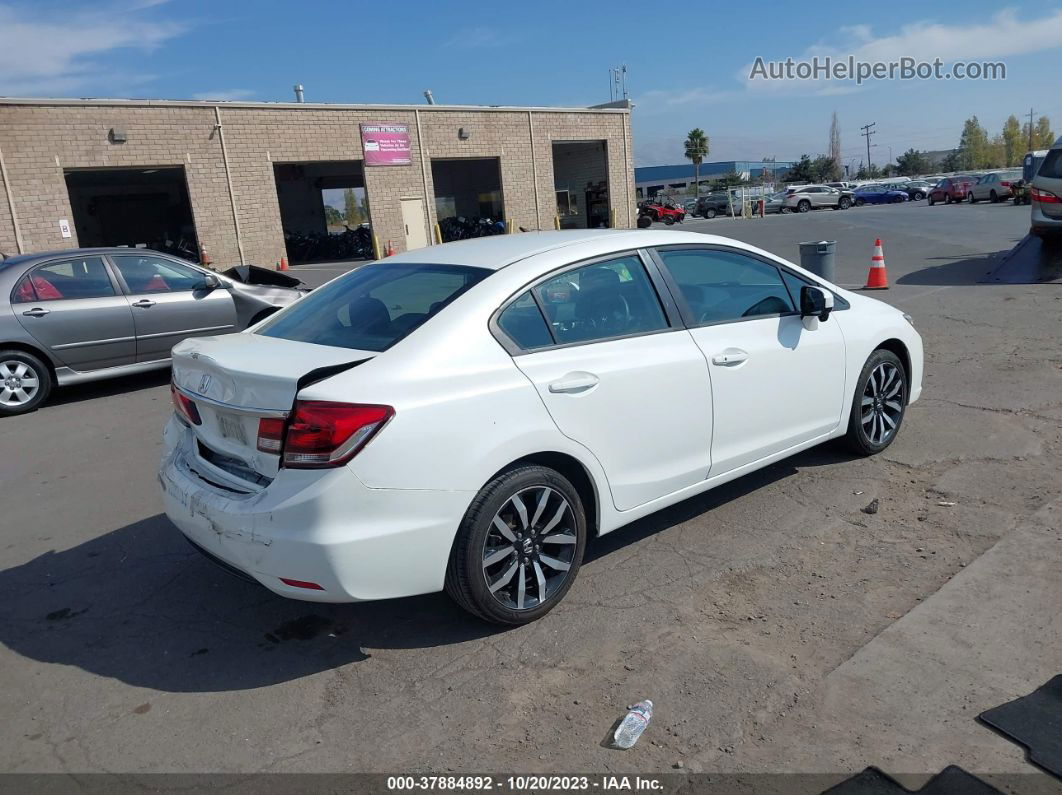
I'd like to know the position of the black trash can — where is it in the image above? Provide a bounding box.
[798,240,836,283]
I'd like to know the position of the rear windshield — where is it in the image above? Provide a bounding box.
[1039,149,1062,179]
[257,262,491,351]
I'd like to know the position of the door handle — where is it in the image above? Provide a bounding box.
[548,372,599,394]
[711,348,749,366]
[132,299,156,308]
[21,307,50,317]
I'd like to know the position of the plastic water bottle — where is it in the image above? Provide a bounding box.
[613,700,653,749]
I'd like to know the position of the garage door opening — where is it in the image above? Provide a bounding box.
[273,161,373,263]
[65,167,199,260]
[552,141,609,229]
[430,158,505,242]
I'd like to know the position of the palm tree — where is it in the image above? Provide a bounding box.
[684,128,710,198]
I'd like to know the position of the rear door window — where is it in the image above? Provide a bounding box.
[496,292,552,350]
[258,262,490,351]
[530,255,669,345]
[18,257,115,301]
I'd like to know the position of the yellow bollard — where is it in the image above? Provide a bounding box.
[554,216,561,230]
[372,234,382,260]
[434,223,443,244]
[609,208,616,229]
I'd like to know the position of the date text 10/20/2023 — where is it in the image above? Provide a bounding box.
[386,776,664,791]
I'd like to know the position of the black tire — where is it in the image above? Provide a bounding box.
[704,207,717,219]
[913,191,925,201]
[990,190,998,203]
[844,349,907,456]
[945,193,952,204]
[445,465,587,625]
[968,191,977,203]
[797,199,811,213]
[838,197,851,210]
[854,197,866,207]
[636,215,652,228]
[891,195,904,203]
[780,207,791,214]
[0,349,53,416]
[927,196,935,206]
[663,216,675,225]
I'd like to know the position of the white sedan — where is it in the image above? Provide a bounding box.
[160,230,922,624]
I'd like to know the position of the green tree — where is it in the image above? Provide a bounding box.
[895,148,930,176]
[684,128,710,198]
[854,162,880,180]
[784,154,815,182]
[1035,115,1055,149]
[941,150,963,172]
[958,116,990,169]
[986,135,1006,169]
[343,187,366,226]
[1001,115,1023,166]
[324,205,344,226]
[810,154,836,182]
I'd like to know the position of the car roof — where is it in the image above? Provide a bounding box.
[382,230,656,270]
[0,247,181,269]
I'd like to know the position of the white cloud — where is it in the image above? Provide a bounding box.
[191,89,256,102]
[634,87,735,111]
[0,1,186,96]
[740,8,1062,94]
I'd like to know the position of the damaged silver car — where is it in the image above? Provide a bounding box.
[0,248,309,415]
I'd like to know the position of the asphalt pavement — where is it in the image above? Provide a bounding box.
[0,200,1059,782]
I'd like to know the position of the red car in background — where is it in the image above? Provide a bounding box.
[927,177,974,205]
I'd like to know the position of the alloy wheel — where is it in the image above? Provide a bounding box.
[481,486,578,610]
[861,362,904,445]
[0,359,40,408]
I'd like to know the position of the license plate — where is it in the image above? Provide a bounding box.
[217,412,247,444]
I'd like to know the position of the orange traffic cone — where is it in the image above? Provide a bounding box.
[864,238,889,289]
[199,244,212,267]
[386,240,396,257]
[278,256,288,271]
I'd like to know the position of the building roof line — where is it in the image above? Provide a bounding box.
[0,97,630,114]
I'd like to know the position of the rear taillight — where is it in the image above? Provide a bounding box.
[170,383,202,426]
[1031,187,1061,204]
[256,418,285,453]
[1001,181,1011,187]
[281,401,393,468]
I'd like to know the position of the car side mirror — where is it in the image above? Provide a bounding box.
[196,273,223,291]
[800,285,833,321]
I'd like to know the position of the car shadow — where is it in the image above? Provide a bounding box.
[0,444,858,693]
[47,368,171,407]
[895,249,1013,286]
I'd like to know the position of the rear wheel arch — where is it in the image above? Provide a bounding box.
[0,340,56,383]
[486,452,601,537]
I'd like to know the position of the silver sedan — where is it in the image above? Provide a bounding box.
[0,248,309,415]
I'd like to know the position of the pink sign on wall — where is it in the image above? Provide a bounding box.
[360,123,412,166]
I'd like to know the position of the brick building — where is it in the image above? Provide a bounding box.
[0,97,634,266]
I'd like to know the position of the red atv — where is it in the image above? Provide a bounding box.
[638,200,685,227]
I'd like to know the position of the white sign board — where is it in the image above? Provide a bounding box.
[58,219,71,239]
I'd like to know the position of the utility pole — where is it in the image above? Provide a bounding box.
[861,122,876,173]
[1028,107,1036,151]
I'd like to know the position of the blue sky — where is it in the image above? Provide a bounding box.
[1,0,1060,167]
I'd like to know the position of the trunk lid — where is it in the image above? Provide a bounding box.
[171,333,373,485]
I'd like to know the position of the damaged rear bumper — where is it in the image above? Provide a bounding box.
[159,418,474,602]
